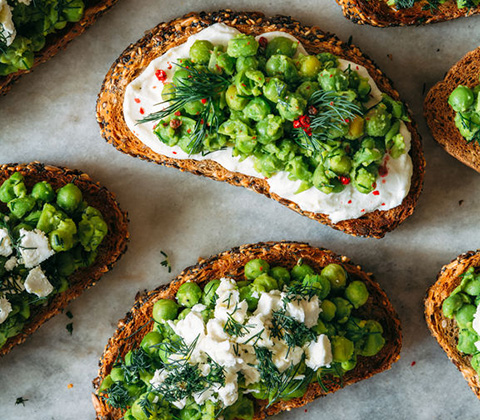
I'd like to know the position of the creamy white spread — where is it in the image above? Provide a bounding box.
[124,23,413,223]
[472,304,480,351]
[150,277,331,409]
[0,0,15,47]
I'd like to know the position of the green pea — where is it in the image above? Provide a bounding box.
[317,52,339,69]
[177,308,191,320]
[131,393,153,420]
[291,263,315,282]
[345,281,369,309]
[341,355,357,371]
[325,150,352,176]
[256,114,284,144]
[321,264,347,290]
[235,69,265,96]
[110,367,125,383]
[202,279,220,306]
[297,55,322,79]
[55,251,77,277]
[463,277,480,296]
[265,37,298,58]
[253,273,278,292]
[243,97,271,122]
[471,353,480,373]
[276,92,306,121]
[313,319,328,335]
[227,34,259,58]
[236,56,259,73]
[226,84,249,111]
[172,68,191,86]
[331,336,354,363]
[332,297,352,323]
[0,172,26,203]
[208,47,236,76]
[176,282,202,307]
[140,331,162,354]
[161,83,176,102]
[190,40,214,64]
[312,165,344,194]
[319,299,336,322]
[296,80,319,100]
[357,320,385,356]
[269,266,290,288]
[266,54,299,83]
[318,68,348,92]
[364,103,392,137]
[449,85,475,112]
[457,328,478,354]
[179,407,202,420]
[31,181,55,202]
[262,77,287,103]
[98,375,114,392]
[303,274,331,300]
[152,299,178,322]
[245,259,270,280]
[7,196,35,218]
[239,284,261,311]
[56,183,83,214]
[456,304,477,329]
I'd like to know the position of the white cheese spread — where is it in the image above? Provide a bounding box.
[0,228,13,257]
[123,23,413,223]
[472,304,480,351]
[24,266,54,298]
[0,0,15,47]
[18,228,55,268]
[0,296,12,324]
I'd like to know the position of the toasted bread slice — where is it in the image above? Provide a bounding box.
[96,10,425,239]
[425,250,480,397]
[0,0,119,96]
[0,162,129,357]
[336,0,480,27]
[424,47,480,173]
[92,241,402,419]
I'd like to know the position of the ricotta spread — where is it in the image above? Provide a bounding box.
[18,228,55,268]
[472,304,480,351]
[151,277,331,409]
[24,266,53,298]
[0,0,15,47]
[123,23,413,223]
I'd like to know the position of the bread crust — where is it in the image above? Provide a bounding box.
[96,10,425,239]
[425,251,480,398]
[424,47,480,173]
[92,241,402,420]
[0,0,119,96]
[0,162,129,357]
[336,0,480,27]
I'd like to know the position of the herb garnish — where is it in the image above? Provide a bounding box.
[102,381,130,409]
[223,312,253,337]
[293,90,362,153]
[66,322,73,335]
[270,310,316,351]
[138,64,230,154]
[160,250,172,273]
[15,397,28,406]
[459,113,480,145]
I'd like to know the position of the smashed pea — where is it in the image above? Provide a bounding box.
[449,78,480,143]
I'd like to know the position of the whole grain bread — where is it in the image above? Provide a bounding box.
[0,0,119,96]
[0,162,129,357]
[336,0,480,26]
[92,241,402,420]
[425,250,480,398]
[96,10,425,239]
[424,47,480,173]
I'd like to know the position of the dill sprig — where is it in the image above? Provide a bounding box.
[293,90,362,153]
[120,348,154,384]
[223,310,253,337]
[316,363,344,393]
[282,283,320,303]
[102,381,130,409]
[270,310,316,351]
[160,250,172,273]
[155,335,199,368]
[394,0,415,8]
[137,64,230,154]
[254,347,312,407]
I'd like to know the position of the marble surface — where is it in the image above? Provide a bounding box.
[1,1,480,418]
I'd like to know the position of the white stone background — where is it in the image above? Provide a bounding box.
[1,0,480,418]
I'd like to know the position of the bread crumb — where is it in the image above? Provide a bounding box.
[459,200,464,206]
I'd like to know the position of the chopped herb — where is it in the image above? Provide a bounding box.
[15,397,28,406]
[66,322,73,335]
[160,251,172,273]
[66,310,73,319]
[223,312,253,337]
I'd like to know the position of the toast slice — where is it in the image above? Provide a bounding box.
[96,10,425,239]
[336,0,480,27]
[0,162,129,357]
[0,0,119,96]
[424,47,480,173]
[425,250,480,397]
[92,241,402,419]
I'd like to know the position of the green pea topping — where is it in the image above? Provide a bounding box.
[56,183,83,214]
[321,264,347,290]
[176,282,202,307]
[152,299,179,322]
[345,280,369,309]
[190,40,214,64]
[244,259,270,280]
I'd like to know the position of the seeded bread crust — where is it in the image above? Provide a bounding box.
[424,47,480,173]
[0,0,119,96]
[96,10,425,239]
[336,0,480,27]
[425,251,480,398]
[91,241,402,420]
[0,162,129,357]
